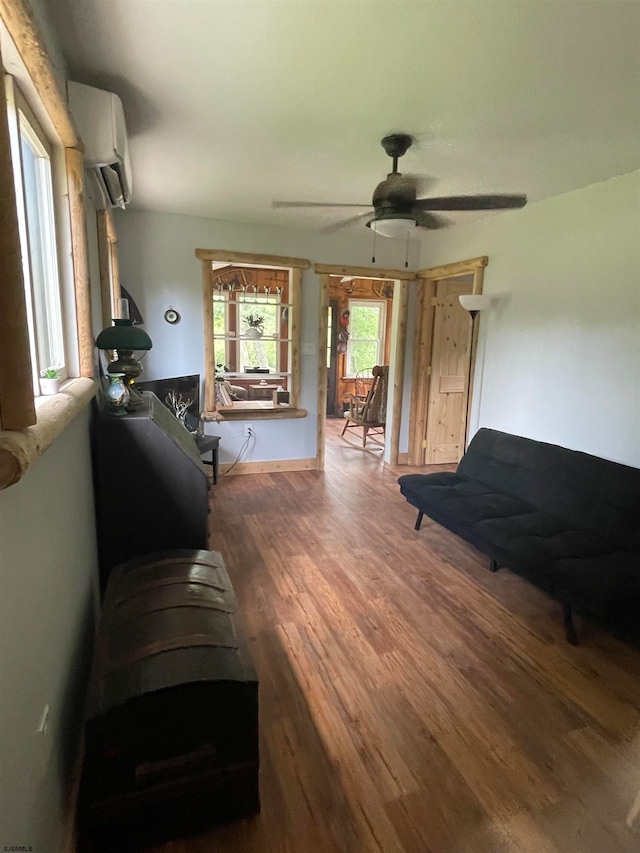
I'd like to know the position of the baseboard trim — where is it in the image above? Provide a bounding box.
[397,452,409,464]
[219,457,317,476]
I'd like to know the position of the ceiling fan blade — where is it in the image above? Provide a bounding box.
[414,211,450,230]
[321,211,373,234]
[413,194,527,211]
[272,201,371,209]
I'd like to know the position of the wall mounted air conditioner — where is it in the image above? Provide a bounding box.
[68,81,132,210]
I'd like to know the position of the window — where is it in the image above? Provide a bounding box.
[198,249,309,418]
[346,299,387,376]
[6,77,66,392]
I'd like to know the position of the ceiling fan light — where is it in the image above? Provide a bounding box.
[367,214,416,238]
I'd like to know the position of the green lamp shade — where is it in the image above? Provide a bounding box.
[96,319,153,351]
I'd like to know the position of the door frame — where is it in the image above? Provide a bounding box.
[326,297,339,415]
[407,256,488,466]
[314,263,415,470]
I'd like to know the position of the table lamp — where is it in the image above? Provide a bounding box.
[96,298,153,407]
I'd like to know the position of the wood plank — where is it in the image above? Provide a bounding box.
[65,148,93,377]
[195,248,310,269]
[0,0,78,148]
[417,255,488,280]
[289,267,302,409]
[314,262,416,281]
[316,273,330,470]
[389,280,409,465]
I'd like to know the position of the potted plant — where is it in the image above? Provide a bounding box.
[40,366,61,395]
[244,314,264,339]
[215,363,229,381]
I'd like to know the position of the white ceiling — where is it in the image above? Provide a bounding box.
[47,0,640,234]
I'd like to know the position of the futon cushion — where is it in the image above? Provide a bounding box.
[456,429,640,551]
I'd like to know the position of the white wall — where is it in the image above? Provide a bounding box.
[419,171,640,467]
[0,409,100,850]
[113,209,422,463]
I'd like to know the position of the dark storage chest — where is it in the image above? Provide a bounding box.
[78,549,259,851]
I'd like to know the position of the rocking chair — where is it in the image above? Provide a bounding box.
[341,365,389,448]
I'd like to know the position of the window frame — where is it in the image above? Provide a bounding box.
[0,0,95,484]
[198,249,309,420]
[9,80,69,389]
[345,298,387,378]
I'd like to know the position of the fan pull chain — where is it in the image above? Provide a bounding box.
[371,227,377,264]
[405,230,410,268]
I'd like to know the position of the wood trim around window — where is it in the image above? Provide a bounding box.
[66,147,94,377]
[0,52,36,430]
[199,249,309,419]
[97,209,121,329]
[0,0,78,148]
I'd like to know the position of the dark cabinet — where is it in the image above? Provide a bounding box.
[92,392,209,593]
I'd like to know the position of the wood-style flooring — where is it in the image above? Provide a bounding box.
[152,419,640,852]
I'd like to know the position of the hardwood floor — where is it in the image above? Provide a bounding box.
[151,419,640,852]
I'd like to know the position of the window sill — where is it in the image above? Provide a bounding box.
[202,405,307,422]
[0,377,97,490]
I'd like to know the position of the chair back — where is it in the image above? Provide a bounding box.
[360,365,388,425]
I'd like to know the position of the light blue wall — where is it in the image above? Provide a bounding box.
[418,171,640,467]
[0,408,99,850]
[113,208,422,464]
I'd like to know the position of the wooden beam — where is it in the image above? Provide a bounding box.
[290,267,302,409]
[314,263,416,281]
[0,50,35,430]
[407,280,436,465]
[388,280,409,466]
[196,248,310,270]
[417,256,488,281]
[65,148,93,377]
[0,0,78,148]
[202,262,215,413]
[96,211,112,329]
[316,274,330,470]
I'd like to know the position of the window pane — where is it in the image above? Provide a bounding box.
[238,297,279,372]
[19,114,64,375]
[350,304,380,339]
[212,295,228,369]
[348,340,378,375]
[345,299,386,377]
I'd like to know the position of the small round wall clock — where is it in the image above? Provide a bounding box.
[164,307,181,325]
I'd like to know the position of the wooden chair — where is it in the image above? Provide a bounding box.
[341,365,389,448]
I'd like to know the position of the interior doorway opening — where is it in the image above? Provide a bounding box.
[315,263,415,471]
[325,275,394,420]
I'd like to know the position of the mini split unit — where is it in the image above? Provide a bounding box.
[68,81,132,210]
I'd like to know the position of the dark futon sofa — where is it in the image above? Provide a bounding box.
[398,428,640,644]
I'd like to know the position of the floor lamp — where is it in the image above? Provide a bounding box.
[459,294,491,447]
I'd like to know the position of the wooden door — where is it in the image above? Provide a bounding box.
[424,277,473,463]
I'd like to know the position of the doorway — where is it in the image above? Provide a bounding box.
[315,263,415,470]
[408,256,488,466]
[325,275,394,419]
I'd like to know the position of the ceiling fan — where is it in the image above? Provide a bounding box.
[273,133,527,237]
